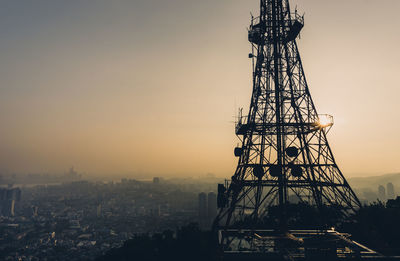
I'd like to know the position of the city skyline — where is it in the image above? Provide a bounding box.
[1,0,400,177]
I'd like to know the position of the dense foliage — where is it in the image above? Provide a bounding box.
[342,201,400,255]
[96,223,219,261]
[97,200,400,260]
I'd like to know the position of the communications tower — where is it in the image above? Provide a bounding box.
[212,1,400,259]
[215,0,361,232]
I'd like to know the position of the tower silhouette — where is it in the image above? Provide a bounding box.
[214,0,361,231]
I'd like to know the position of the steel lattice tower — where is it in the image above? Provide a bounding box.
[214,0,361,231]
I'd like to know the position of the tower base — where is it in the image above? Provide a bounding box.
[218,229,400,260]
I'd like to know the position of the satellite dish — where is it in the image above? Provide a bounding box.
[253,165,264,179]
[234,147,243,157]
[291,165,303,177]
[269,165,281,177]
[286,147,299,157]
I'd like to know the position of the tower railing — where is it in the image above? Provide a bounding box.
[249,12,304,44]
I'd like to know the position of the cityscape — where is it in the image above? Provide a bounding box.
[0,174,219,260]
[0,170,400,260]
[1,0,400,260]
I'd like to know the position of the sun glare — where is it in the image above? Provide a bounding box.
[318,114,334,128]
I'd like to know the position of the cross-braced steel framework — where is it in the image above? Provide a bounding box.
[214,0,361,231]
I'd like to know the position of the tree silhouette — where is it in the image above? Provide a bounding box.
[97,200,400,260]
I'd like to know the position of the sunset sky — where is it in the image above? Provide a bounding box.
[1,0,400,178]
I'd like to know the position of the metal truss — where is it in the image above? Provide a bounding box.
[214,0,361,231]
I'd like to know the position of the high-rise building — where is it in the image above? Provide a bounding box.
[198,192,208,229]
[207,192,217,226]
[97,204,102,217]
[387,182,395,200]
[378,185,386,201]
[32,206,38,217]
[0,187,21,216]
[9,200,15,216]
[198,192,218,229]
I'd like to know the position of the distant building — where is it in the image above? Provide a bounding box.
[0,199,16,216]
[207,192,217,226]
[198,192,218,229]
[198,193,208,229]
[0,187,21,216]
[97,204,102,217]
[63,167,82,182]
[9,200,15,216]
[153,177,161,184]
[69,220,81,229]
[32,206,38,217]
[378,185,386,201]
[387,182,395,199]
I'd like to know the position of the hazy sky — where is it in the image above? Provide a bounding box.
[1,0,400,178]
